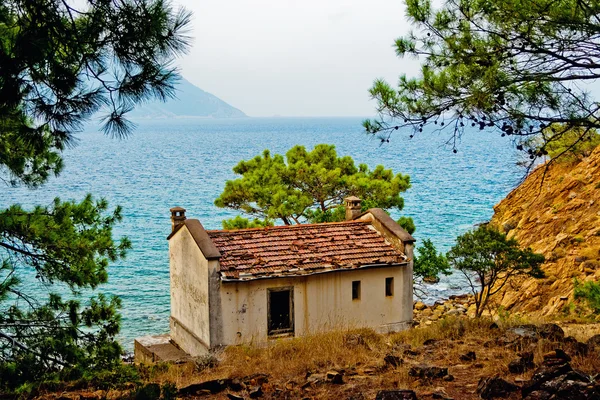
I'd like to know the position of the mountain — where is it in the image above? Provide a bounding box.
[128,77,246,119]
[490,147,600,316]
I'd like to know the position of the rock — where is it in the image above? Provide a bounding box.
[384,354,403,368]
[446,308,463,316]
[508,351,535,374]
[249,385,263,398]
[522,363,573,397]
[459,351,476,362]
[178,379,231,396]
[326,370,344,384]
[375,390,418,400]
[523,390,552,400]
[542,349,571,366]
[227,394,244,400]
[586,334,600,347]
[305,373,325,384]
[414,301,427,311]
[477,375,519,399]
[408,364,448,379]
[403,348,420,356]
[563,337,590,356]
[432,387,453,400]
[536,323,565,341]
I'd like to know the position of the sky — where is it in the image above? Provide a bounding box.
[173,0,420,117]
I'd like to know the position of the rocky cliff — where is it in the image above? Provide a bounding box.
[490,147,600,316]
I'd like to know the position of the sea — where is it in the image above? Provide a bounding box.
[1,117,522,351]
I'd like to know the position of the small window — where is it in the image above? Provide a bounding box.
[267,287,294,336]
[352,281,361,300]
[385,277,394,297]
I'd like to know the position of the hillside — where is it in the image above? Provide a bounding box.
[128,77,246,119]
[490,147,600,316]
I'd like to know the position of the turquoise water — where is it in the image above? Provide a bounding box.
[1,117,521,350]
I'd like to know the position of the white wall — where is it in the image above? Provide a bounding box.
[216,265,411,346]
[169,227,211,355]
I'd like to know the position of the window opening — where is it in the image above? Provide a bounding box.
[385,277,394,296]
[352,281,361,300]
[267,287,294,335]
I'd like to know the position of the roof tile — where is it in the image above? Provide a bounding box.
[207,221,407,280]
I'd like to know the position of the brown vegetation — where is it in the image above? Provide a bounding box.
[34,316,600,400]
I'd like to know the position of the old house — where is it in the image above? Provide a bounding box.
[135,198,414,361]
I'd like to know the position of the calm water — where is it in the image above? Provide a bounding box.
[1,117,521,350]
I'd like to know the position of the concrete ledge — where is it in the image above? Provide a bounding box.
[134,334,194,364]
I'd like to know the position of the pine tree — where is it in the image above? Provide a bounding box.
[365,0,600,168]
[0,0,191,389]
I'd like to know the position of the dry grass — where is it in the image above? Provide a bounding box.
[135,316,599,399]
[36,318,599,399]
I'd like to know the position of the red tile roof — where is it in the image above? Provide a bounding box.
[206,221,407,280]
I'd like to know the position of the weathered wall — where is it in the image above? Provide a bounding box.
[216,265,412,346]
[170,227,211,355]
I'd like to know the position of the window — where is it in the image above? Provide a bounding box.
[385,277,394,297]
[352,281,361,300]
[267,287,294,336]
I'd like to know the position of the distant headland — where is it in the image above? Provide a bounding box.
[128,77,247,119]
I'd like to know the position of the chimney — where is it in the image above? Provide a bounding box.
[170,206,186,232]
[344,196,362,221]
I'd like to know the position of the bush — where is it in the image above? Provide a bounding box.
[574,279,600,314]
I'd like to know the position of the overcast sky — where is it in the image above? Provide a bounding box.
[173,0,420,117]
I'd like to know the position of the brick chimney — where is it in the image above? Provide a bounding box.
[344,196,362,221]
[170,206,186,232]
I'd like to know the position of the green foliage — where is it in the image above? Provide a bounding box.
[366,0,600,167]
[0,0,191,389]
[574,279,600,314]
[222,216,273,230]
[543,125,600,162]
[216,144,412,227]
[0,196,131,390]
[414,239,450,284]
[397,216,416,235]
[447,225,545,317]
[0,0,191,187]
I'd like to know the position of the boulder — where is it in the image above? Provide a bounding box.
[408,364,448,379]
[384,354,403,368]
[326,370,344,384]
[522,363,573,397]
[459,351,476,362]
[248,385,263,398]
[414,301,427,311]
[477,375,519,399]
[586,334,600,348]
[508,352,535,374]
[375,390,418,400]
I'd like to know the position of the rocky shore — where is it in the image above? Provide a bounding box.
[413,294,475,327]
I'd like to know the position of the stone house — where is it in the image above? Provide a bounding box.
[136,198,415,360]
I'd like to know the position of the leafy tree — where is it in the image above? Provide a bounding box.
[447,225,545,317]
[0,0,191,389]
[365,0,600,167]
[215,144,414,229]
[414,239,451,286]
